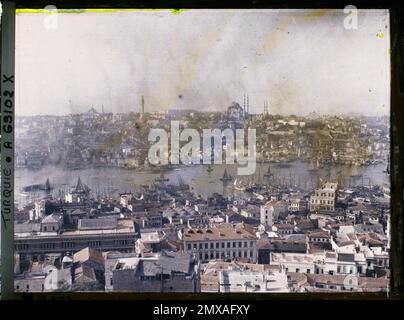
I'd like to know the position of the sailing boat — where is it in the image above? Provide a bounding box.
[44,178,52,191]
[308,159,319,172]
[23,178,53,192]
[154,170,169,183]
[177,175,189,190]
[350,162,362,178]
[317,158,324,169]
[256,165,262,184]
[220,168,233,182]
[383,154,390,174]
[264,164,274,178]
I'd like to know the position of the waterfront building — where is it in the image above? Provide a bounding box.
[310,182,338,212]
[14,217,136,262]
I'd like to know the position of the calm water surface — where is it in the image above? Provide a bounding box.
[15,161,389,208]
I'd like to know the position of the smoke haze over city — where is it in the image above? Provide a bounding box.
[16,9,390,116]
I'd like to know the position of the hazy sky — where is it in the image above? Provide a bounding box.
[16,9,390,116]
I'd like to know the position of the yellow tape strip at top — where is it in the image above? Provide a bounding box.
[15,8,187,14]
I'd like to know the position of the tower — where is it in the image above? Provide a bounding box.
[141,95,145,115]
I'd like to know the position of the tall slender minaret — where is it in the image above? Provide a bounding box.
[141,95,145,115]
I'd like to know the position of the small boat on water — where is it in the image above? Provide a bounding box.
[154,171,169,183]
[23,178,53,192]
[206,165,214,174]
[17,192,29,197]
[277,163,292,168]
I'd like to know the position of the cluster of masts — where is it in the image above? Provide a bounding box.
[263,101,269,115]
[243,94,250,114]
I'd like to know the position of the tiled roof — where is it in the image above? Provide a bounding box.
[78,217,118,230]
[183,223,256,242]
[136,251,193,276]
[73,247,105,266]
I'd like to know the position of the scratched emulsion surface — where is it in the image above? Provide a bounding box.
[12,9,391,293]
